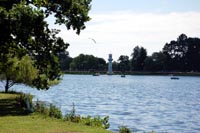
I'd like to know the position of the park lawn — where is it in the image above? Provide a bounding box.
[0,93,112,133]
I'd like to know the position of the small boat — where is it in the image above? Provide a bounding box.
[93,73,100,76]
[121,74,126,78]
[171,76,179,80]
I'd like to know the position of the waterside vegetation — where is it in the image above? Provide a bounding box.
[0,92,112,133]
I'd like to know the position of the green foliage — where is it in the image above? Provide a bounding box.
[33,0,92,34]
[144,52,167,71]
[131,46,147,71]
[15,93,34,112]
[58,51,73,71]
[163,34,200,71]
[34,101,63,119]
[118,55,130,72]
[64,103,81,123]
[143,130,155,133]
[81,116,110,129]
[70,54,106,71]
[64,103,110,129]
[0,93,111,133]
[49,104,63,119]
[119,126,131,133]
[14,56,38,85]
[0,0,91,92]
[0,54,38,92]
[34,101,50,116]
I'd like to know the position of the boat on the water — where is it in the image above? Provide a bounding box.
[93,73,100,76]
[121,74,126,78]
[171,76,179,80]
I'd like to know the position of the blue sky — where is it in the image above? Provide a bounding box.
[91,0,200,13]
[49,0,200,61]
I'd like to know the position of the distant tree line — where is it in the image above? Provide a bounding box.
[59,34,200,72]
[58,53,107,72]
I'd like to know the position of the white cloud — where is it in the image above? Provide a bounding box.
[49,11,200,61]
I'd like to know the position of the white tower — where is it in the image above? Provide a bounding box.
[108,54,113,75]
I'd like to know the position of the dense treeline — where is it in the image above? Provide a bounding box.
[60,34,200,73]
[144,34,200,72]
[59,53,107,72]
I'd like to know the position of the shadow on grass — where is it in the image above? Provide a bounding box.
[0,93,31,117]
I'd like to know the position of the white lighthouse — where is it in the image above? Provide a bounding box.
[107,54,113,75]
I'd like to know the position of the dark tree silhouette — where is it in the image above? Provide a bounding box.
[0,0,92,92]
[118,55,130,72]
[163,34,200,72]
[131,46,147,71]
[70,54,106,71]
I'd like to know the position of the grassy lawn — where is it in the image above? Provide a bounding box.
[0,93,112,133]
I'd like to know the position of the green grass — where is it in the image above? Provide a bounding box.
[0,92,112,133]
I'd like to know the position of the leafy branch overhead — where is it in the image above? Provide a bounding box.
[0,0,91,34]
[0,0,92,92]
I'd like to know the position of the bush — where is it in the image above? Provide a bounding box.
[34,101,49,116]
[34,101,62,119]
[49,104,63,119]
[119,126,131,133]
[81,115,110,129]
[15,93,34,112]
[64,103,81,123]
[64,103,110,129]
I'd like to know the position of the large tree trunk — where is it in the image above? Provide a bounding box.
[5,78,9,93]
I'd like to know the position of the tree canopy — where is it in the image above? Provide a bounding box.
[163,34,200,71]
[54,34,200,74]
[118,55,130,72]
[130,46,147,71]
[0,0,92,92]
[70,54,106,71]
[107,34,200,73]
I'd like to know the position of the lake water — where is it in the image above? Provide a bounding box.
[3,75,200,132]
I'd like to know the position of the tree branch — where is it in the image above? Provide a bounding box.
[8,81,15,88]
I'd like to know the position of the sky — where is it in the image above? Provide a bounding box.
[48,0,200,61]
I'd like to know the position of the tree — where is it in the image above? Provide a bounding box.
[118,55,130,72]
[163,34,200,72]
[163,34,188,71]
[97,58,106,71]
[0,0,92,92]
[185,37,200,71]
[58,51,73,71]
[69,54,106,71]
[0,55,38,93]
[130,46,147,71]
[144,56,154,71]
[144,52,167,71]
[112,61,118,71]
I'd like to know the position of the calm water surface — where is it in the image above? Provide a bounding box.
[5,75,200,132]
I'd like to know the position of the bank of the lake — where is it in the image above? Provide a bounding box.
[0,93,112,133]
[2,75,200,132]
[64,71,200,76]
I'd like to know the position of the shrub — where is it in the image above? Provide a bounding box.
[119,126,131,133]
[81,115,110,129]
[64,103,110,129]
[34,101,62,119]
[49,104,63,119]
[34,101,49,116]
[64,103,81,123]
[15,93,34,112]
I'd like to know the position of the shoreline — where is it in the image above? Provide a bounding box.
[64,71,200,76]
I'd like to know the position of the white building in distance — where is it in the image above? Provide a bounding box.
[107,54,113,75]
